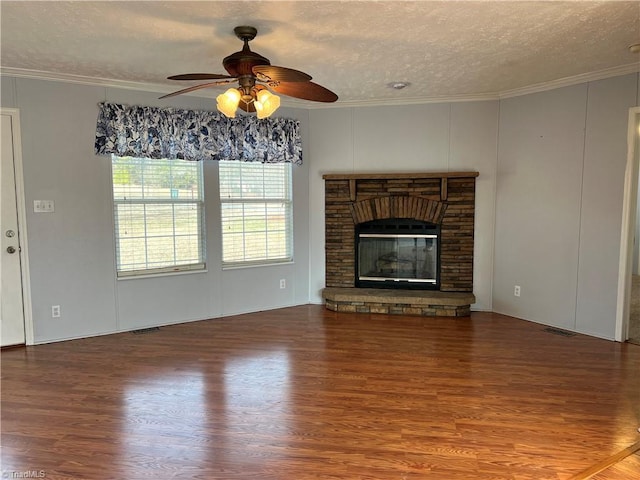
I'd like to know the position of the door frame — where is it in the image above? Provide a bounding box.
[616,106,640,342]
[2,108,34,345]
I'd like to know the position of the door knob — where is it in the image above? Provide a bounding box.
[6,246,16,254]
[5,230,15,238]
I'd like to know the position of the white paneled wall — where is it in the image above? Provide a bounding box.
[494,75,638,338]
[1,71,637,343]
[493,85,588,330]
[576,75,638,338]
[1,76,311,343]
[352,104,451,171]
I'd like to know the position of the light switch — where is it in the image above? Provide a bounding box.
[34,200,55,213]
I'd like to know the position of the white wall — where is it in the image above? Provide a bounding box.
[1,76,311,343]
[493,84,587,330]
[493,74,638,339]
[15,79,118,341]
[576,75,638,338]
[3,71,637,343]
[307,102,499,311]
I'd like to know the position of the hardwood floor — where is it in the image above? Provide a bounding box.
[2,306,639,479]
[584,448,640,479]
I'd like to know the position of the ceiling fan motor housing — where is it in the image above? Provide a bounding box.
[222,26,271,77]
[222,49,270,77]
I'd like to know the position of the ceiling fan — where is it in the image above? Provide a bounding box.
[160,26,338,118]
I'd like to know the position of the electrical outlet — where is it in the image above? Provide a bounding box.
[51,305,61,318]
[514,285,521,297]
[280,279,286,289]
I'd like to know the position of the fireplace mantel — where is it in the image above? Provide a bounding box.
[322,171,478,317]
[322,172,479,202]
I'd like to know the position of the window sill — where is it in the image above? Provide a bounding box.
[222,260,294,271]
[116,268,208,281]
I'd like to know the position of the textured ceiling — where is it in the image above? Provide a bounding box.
[1,1,639,106]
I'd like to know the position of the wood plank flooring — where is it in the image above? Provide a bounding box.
[590,452,640,479]
[2,306,639,479]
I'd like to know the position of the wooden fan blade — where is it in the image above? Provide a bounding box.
[252,65,312,83]
[159,81,233,99]
[269,81,338,102]
[167,73,235,81]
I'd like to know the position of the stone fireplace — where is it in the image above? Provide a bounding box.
[321,172,478,317]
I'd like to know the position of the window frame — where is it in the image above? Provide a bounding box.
[219,160,294,269]
[111,155,206,278]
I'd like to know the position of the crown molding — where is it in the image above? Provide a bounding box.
[2,63,639,108]
[0,67,183,95]
[299,93,500,109]
[498,63,640,99]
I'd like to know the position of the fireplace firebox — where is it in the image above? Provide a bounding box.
[355,219,440,290]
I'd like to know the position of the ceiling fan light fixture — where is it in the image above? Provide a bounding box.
[216,88,242,118]
[254,90,281,119]
[164,26,338,110]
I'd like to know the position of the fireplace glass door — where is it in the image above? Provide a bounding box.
[357,233,438,288]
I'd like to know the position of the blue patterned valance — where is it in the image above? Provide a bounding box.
[94,102,302,164]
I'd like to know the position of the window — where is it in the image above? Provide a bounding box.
[112,156,205,277]
[219,161,293,267]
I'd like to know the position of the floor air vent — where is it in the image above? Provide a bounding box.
[544,327,576,337]
[131,327,160,335]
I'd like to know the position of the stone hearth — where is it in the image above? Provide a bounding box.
[322,172,478,317]
[323,287,475,317]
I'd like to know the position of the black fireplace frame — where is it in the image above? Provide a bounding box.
[354,218,441,290]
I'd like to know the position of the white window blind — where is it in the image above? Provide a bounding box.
[112,156,205,277]
[219,161,293,267]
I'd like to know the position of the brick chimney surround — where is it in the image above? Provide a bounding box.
[321,172,478,317]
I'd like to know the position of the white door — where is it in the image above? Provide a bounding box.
[1,112,26,347]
